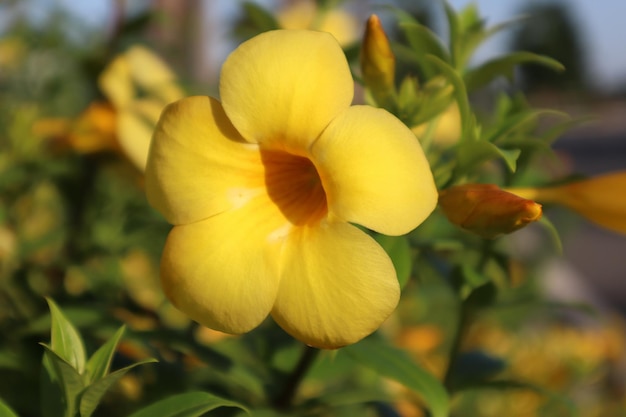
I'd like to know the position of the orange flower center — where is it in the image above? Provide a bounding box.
[262,150,328,226]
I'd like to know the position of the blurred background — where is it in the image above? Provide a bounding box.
[1,1,626,416]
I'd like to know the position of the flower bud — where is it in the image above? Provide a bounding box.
[439,184,543,239]
[361,14,395,106]
[507,171,626,235]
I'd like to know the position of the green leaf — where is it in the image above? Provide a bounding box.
[345,337,449,417]
[45,298,86,374]
[0,397,20,417]
[41,345,87,417]
[538,216,563,254]
[464,52,564,91]
[425,55,474,142]
[84,326,126,383]
[242,2,279,32]
[79,359,157,417]
[127,392,248,417]
[400,23,450,78]
[456,140,521,173]
[373,234,413,289]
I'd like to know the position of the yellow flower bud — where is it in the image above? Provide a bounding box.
[439,184,543,239]
[507,171,626,235]
[361,14,396,105]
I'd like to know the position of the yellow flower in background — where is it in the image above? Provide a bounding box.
[99,45,184,170]
[146,30,437,349]
[439,183,542,239]
[277,0,359,46]
[508,171,626,235]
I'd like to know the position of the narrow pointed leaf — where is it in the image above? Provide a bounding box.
[345,337,449,417]
[465,52,564,91]
[84,326,126,383]
[45,298,86,374]
[373,234,413,289]
[127,391,249,417]
[41,344,86,417]
[79,359,157,417]
[0,397,20,417]
[456,140,521,173]
[425,55,474,142]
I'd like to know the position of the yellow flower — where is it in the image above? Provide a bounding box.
[508,171,626,235]
[145,30,437,349]
[99,45,184,170]
[277,0,359,46]
[439,184,542,239]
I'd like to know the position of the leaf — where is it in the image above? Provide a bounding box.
[456,140,521,173]
[425,55,474,142]
[41,345,87,417]
[464,52,564,91]
[84,326,126,383]
[241,2,279,32]
[400,23,450,78]
[127,392,249,417]
[373,234,413,289]
[79,359,157,417]
[345,337,449,417]
[0,397,20,417]
[45,298,86,374]
[538,216,563,254]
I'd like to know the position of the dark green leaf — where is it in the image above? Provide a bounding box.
[242,2,279,32]
[79,359,157,417]
[373,234,413,289]
[41,345,86,417]
[456,140,521,173]
[465,52,564,91]
[84,326,125,383]
[127,391,249,417]
[400,23,450,78]
[345,337,449,417]
[45,298,86,374]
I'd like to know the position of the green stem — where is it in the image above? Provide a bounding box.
[444,239,494,391]
[272,345,320,411]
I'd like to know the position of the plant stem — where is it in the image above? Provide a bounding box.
[272,345,320,410]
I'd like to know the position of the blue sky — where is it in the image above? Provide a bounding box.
[18,0,626,92]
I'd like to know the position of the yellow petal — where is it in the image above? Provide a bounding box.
[311,105,437,236]
[161,200,285,334]
[220,30,353,154]
[509,171,626,235]
[125,45,184,103]
[145,96,265,225]
[99,55,133,107]
[271,221,400,349]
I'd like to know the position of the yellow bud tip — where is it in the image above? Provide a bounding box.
[438,184,543,239]
[361,14,395,101]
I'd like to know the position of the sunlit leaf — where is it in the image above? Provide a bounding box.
[79,359,157,417]
[127,392,249,417]
[84,326,126,383]
[45,298,86,375]
[345,337,449,417]
[0,397,20,417]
